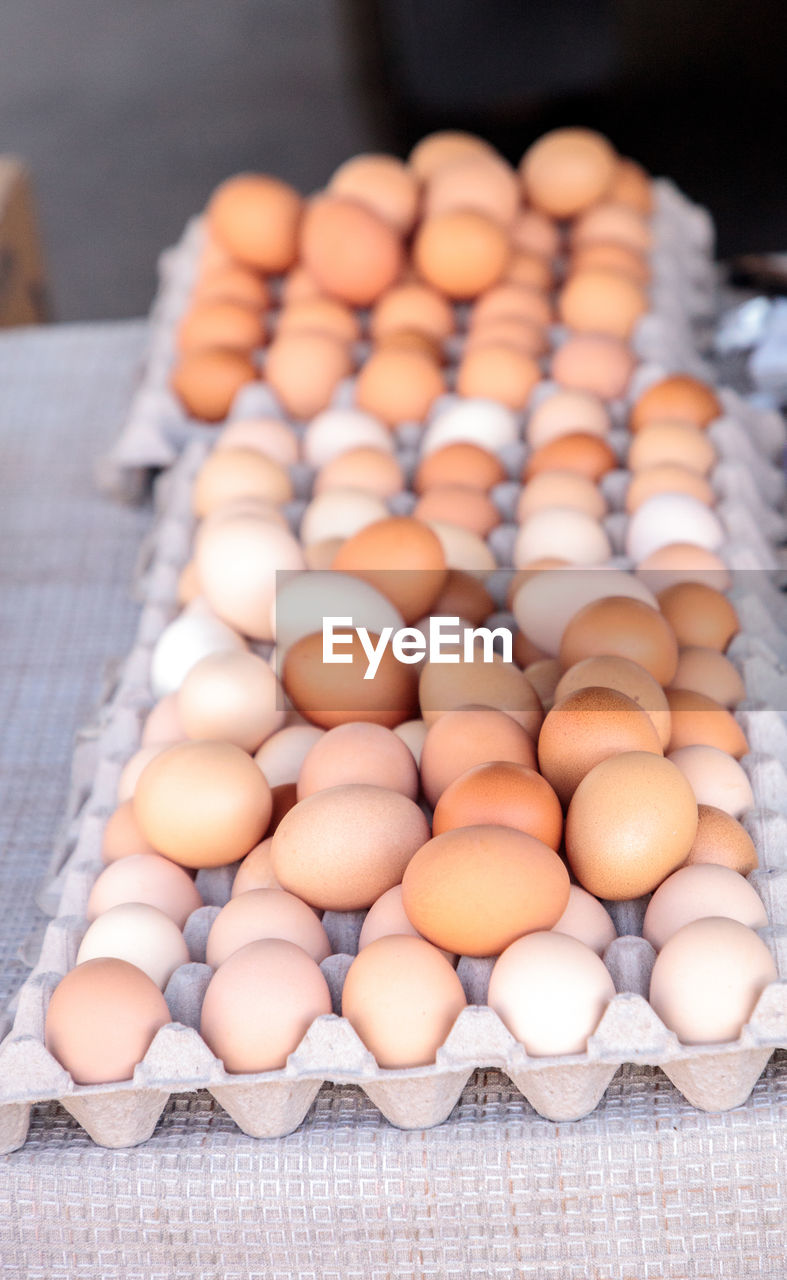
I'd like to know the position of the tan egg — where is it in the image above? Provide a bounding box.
[471,282,552,329]
[342,935,466,1067]
[355,346,444,425]
[665,689,748,758]
[272,784,429,910]
[195,514,305,641]
[206,173,302,273]
[133,741,272,869]
[192,447,292,517]
[465,315,548,358]
[300,195,403,306]
[526,389,610,448]
[303,538,343,570]
[375,329,445,363]
[200,937,332,1072]
[87,853,203,928]
[314,447,404,499]
[419,653,543,738]
[117,744,172,804]
[231,838,279,895]
[101,800,157,863]
[635,544,731,593]
[393,718,429,768]
[571,202,652,254]
[457,344,541,411]
[206,888,330,968]
[281,265,322,304]
[76,902,189,989]
[523,657,562,711]
[419,707,537,808]
[551,334,635,400]
[177,300,265,355]
[299,488,388,546]
[276,296,361,345]
[555,654,671,749]
[625,465,715,513]
[570,241,651,285]
[658,583,739,651]
[515,508,611,567]
[171,349,257,422]
[409,129,499,180]
[142,694,187,748]
[371,282,454,344]
[649,917,776,1045]
[414,442,506,493]
[560,596,679,685]
[329,152,419,234]
[425,154,519,226]
[413,209,509,299]
[565,752,698,899]
[424,520,497,572]
[265,331,352,419]
[631,376,722,432]
[429,568,495,625]
[608,158,653,214]
[359,885,455,961]
[643,864,767,953]
[414,485,501,538]
[194,263,270,310]
[667,745,754,818]
[628,420,717,475]
[670,647,745,708]
[432,760,562,849]
[683,804,758,875]
[282,630,418,730]
[402,826,569,956]
[297,721,418,801]
[177,559,202,606]
[520,127,617,218]
[254,723,325,787]
[215,418,299,468]
[504,250,554,293]
[489,932,616,1054]
[558,269,647,340]
[45,958,171,1086]
[524,432,617,482]
[511,206,561,259]
[551,885,616,956]
[538,685,663,806]
[332,517,448,622]
[517,470,606,521]
[176,651,285,753]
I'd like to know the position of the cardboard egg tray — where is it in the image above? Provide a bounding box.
[2,179,787,1153]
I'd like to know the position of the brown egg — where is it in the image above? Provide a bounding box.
[281,265,322,304]
[425,154,519,226]
[571,202,652,254]
[206,888,330,968]
[683,804,758,875]
[625,464,715,512]
[192,447,292,517]
[375,329,445,363]
[206,173,302,273]
[45,958,171,1086]
[520,127,617,218]
[504,250,554,293]
[665,689,748,758]
[133,741,272,869]
[432,760,563,849]
[565,752,698,899]
[177,300,266,355]
[559,596,679,686]
[314,447,404,499]
[87,853,203,928]
[282,630,418,729]
[414,485,501,537]
[409,130,499,181]
[419,653,543,737]
[471,282,552,329]
[370,282,454,342]
[195,514,304,641]
[551,334,635,400]
[554,654,671,749]
[272,783,429,909]
[200,938,332,1073]
[511,206,561,259]
[413,209,509,299]
[231,838,279,895]
[465,316,547,358]
[414,442,506,493]
[657,582,739,651]
[523,657,562,710]
[608,158,653,214]
[341,935,467,1067]
[429,569,495,626]
[526,387,611,447]
[635,544,731,593]
[558,268,647,340]
[297,721,418,800]
[101,800,157,863]
[670,647,745,708]
[402,826,570,956]
[329,152,419,233]
[456,344,541,411]
[193,263,271,310]
[668,744,754,818]
[355,347,444,425]
[517,470,607,521]
[275,296,361,345]
[171,349,257,422]
[419,707,537,807]
[265,331,351,419]
[537,686,663,807]
[524,433,617,481]
[570,241,650,284]
[176,651,285,753]
[332,517,448,622]
[628,420,716,475]
[630,376,722,432]
[300,195,403,306]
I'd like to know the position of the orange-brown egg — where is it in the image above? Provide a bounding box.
[414,442,506,493]
[571,202,652,254]
[193,263,271,310]
[281,265,323,304]
[608,158,653,214]
[558,268,647,340]
[630,376,722,431]
[413,484,501,537]
[329,152,419,233]
[265,330,351,419]
[332,517,448,622]
[275,295,361,345]
[465,315,547,358]
[526,388,610,447]
[524,432,617,481]
[171,349,257,422]
[635,544,731,593]
[559,595,679,686]
[510,206,561,259]
[300,195,403,306]
[432,760,563,849]
[504,250,554,293]
[192,447,292,517]
[628,420,717,475]
[517,469,607,521]
[665,688,748,758]
[471,282,552,329]
[554,654,671,749]
[282,630,418,729]
[570,241,650,284]
[658,582,739,651]
[520,127,617,218]
[177,300,265,355]
[551,334,635,400]
[370,282,454,343]
[425,154,519,227]
[409,130,499,181]
[670,647,745,708]
[206,173,301,273]
[142,694,187,748]
[355,346,444,425]
[375,328,445,363]
[413,209,509,299]
[314,447,404,499]
[419,707,537,808]
[683,804,758,875]
[625,464,715,512]
[456,344,541,411]
[429,569,495,626]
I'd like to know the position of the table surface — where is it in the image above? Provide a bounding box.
[1,320,785,1280]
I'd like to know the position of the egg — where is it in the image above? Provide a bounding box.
[649,917,776,1045]
[413,209,509,299]
[200,938,332,1073]
[511,206,561,259]
[559,595,678,686]
[524,432,618,482]
[419,651,542,736]
[657,582,739,651]
[282,629,418,729]
[667,745,754,818]
[195,514,305,641]
[554,654,671,749]
[472,282,552,330]
[427,521,499,572]
[215,418,299,468]
[403,825,569,956]
[265,331,352,419]
[670,647,745,708]
[101,800,157,863]
[421,399,519,456]
[608,158,653,214]
[516,470,607,521]
[523,657,562,710]
[192,448,292,517]
[626,494,724,563]
[341,935,467,1068]
[76,903,190,988]
[456,344,541,411]
[409,130,499,180]
[280,265,322,304]
[415,485,501,538]
[419,707,537,808]
[628,420,717,475]
[332,516,447,622]
[194,263,270,310]
[231,838,279,895]
[643,864,767,953]
[520,127,617,218]
[393,718,429,767]
[117,745,172,804]
[625,464,715,512]
[171,349,257,422]
[570,241,650,285]
[665,689,748,758]
[526,389,610,448]
[296,721,418,800]
[355,347,445,425]
[370,282,454,342]
[329,152,419,234]
[683,804,758,875]
[429,569,495,625]
[272,569,404,657]
[299,488,388,546]
[565,752,698,899]
[488,932,616,1055]
[358,885,454,961]
[374,329,444,363]
[630,375,722,432]
[432,760,562,849]
[551,886,617,956]
[206,888,331,968]
[87,854,203,929]
[634,544,731,592]
[177,300,266,354]
[300,195,403,306]
[276,295,361,345]
[512,567,658,656]
[465,316,547,358]
[272,784,429,910]
[140,697,188,753]
[314,447,404,500]
[414,443,506,494]
[45,958,171,1085]
[558,268,647,340]
[570,202,652,254]
[551,334,635,400]
[504,251,554,293]
[302,407,394,467]
[515,508,611,567]
[206,173,302,272]
[425,154,519,226]
[176,651,285,753]
[252,725,323,788]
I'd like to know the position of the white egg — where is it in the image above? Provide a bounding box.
[150,604,247,697]
[514,508,611,567]
[302,408,393,466]
[77,903,189,989]
[271,570,404,655]
[421,399,519,455]
[626,493,724,563]
[299,488,388,546]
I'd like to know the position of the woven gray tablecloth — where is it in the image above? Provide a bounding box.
[0,321,785,1279]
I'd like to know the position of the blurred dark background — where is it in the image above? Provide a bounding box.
[1,0,785,321]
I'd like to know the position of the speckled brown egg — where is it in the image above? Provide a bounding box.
[554,654,671,750]
[559,596,679,686]
[300,195,403,306]
[683,804,758,875]
[432,760,563,849]
[630,376,722,432]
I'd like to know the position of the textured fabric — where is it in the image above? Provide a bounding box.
[0,322,786,1278]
